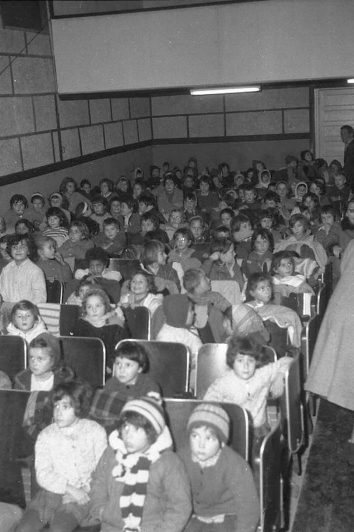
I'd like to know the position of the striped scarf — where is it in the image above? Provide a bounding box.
[109,426,172,531]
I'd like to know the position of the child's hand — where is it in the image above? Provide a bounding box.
[64,485,89,505]
[332,245,343,258]
[209,252,220,262]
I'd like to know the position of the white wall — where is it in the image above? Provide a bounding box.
[51,0,354,94]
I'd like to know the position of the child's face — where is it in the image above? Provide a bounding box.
[93,202,105,215]
[53,396,78,429]
[347,204,354,224]
[261,217,273,230]
[265,199,277,210]
[78,285,91,300]
[200,181,210,194]
[85,295,106,320]
[276,258,294,278]
[29,347,53,378]
[39,241,56,260]
[320,212,334,226]
[291,221,305,240]
[165,179,175,193]
[50,196,62,208]
[118,180,129,192]
[250,279,272,304]
[309,183,320,196]
[131,274,148,297]
[141,219,155,234]
[184,198,196,211]
[138,201,148,215]
[157,249,166,265]
[183,177,194,189]
[66,182,75,195]
[276,184,288,198]
[189,221,203,240]
[32,198,44,212]
[69,226,83,243]
[175,234,190,252]
[82,183,91,195]
[104,224,119,240]
[303,197,315,211]
[245,190,255,203]
[16,223,29,235]
[100,182,110,196]
[110,200,121,216]
[194,273,211,296]
[190,425,221,462]
[334,174,346,188]
[220,212,232,228]
[120,203,132,217]
[233,353,257,380]
[11,240,29,264]
[234,175,244,188]
[13,309,36,332]
[113,356,142,385]
[238,189,246,202]
[297,185,306,198]
[220,244,234,264]
[169,212,182,226]
[121,422,150,454]
[254,235,270,255]
[48,215,60,229]
[152,168,160,179]
[12,201,25,216]
[89,260,105,277]
[133,184,143,198]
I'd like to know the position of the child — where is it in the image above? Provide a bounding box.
[15,218,35,235]
[73,288,129,369]
[258,208,283,244]
[58,220,94,270]
[3,194,28,232]
[14,379,107,532]
[26,192,46,231]
[162,209,187,242]
[59,176,90,213]
[140,239,181,294]
[189,215,209,244]
[13,332,73,391]
[90,195,111,232]
[314,204,339,247]
[48,192,71,223]
[94,217,126,256]
[119,270,163,317]
[130,212,169,246]
[275,181,296,221]
[74,201,100,237]
[167,228,201,272]
[66,278,92,306]
[179,402,259,532]
[36,235,73,282]
[183,192,202,222]
[88,395,191,532]
[117,198,141,235]
[202,237,244,290]
[108,196,121,220]
[240,184,262,212]
[75,246,122,283]
[0,234,46,305]
[327,172,351,215]
[80,178,92,199]
[245,273,303,347]
[196,175,219,217]
[204,335,292,436]
[271,251,314,306]
[7,300,47,344]
[241,228,274,278]
[156,174,184,219]
[99,178,115,201]
[42,206,69,247]
[231,214,254,260]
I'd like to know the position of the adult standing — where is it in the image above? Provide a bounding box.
[340,125,354,191]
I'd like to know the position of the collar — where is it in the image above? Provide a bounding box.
[191,448,221,468]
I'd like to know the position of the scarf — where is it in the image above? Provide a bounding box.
[109,426,173,531]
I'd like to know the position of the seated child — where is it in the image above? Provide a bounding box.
[130,212,169,246]
[7,300,47,344]
[93,217,126,256]
[258,207,283,243]
[13,332,74,391]
[183,192,203,222]
[202,237,244,290]
[58,220,94,270]
[117,198,141,236]
[0,234,46,305]
[66,278,92,306]
[245,273,303,347]
[88,396,191,532]
[73,288,129,369]
[179,402,259,532]
[189,215,211,262]
[167,228,201,273]
[241,228,274,278]
[204,335,292,437]
[239,184,262,213]
[120,270,164,317]
[231,214,254,261]
[25,192,47,231]
[140,239,180,294]
[75,246,122,282]
[74,201,100,237]
[89,195,111,232]
[271,251,314,306]
[314,204,339,247]
[36,235,73,282]
[42,206,69,247]
[3,194,29,233]
[161,208,186,243]
[14,379,107,532]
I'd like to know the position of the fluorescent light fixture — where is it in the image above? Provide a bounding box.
[347,79,354,83]
[190,86,260,95]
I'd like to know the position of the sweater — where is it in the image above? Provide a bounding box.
[58,238,94,261]
[37,258,73,283]
[7,319,47,344]
[179,446,259,532]
[0,258,46,304]
[88,445,191,532]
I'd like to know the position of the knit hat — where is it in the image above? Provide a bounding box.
[187,403,230,443]
[31,332,61,367]
[121,396,166,435]
[163,294,190,327]
[285,154,298,165]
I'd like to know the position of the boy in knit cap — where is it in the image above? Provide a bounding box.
[179,403,259,532]
[88,395,192,532]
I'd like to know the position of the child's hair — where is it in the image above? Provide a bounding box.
[36,235,57,252]
[141,212,160,229]
[141,239,165,266]
[10,194,28,208]
[271,251,295,275]
[85,246,109,266]
[91,195,108,208]
[114,340,149,373]
[189,215,205,228]
[116,396,166,445]
[46,207,69,229]
[80,178,91,189]
[52,378,93,418]
[210,237,233,255]
[244,183,256,194]
[138,194,155,208]
[245,272,272,301]
[11,300,39,322]
[69,220,90,240]
[302,192,320,209]
[103,217,121,230]
[183,268,206,293]
[230,213,253,233]
[31,192,45,205]
[174,227,193,243]
[199,174,213,189]
[130,269,156,294]
[74,201,91,218]
[320,204,339,220]
[121,198,137,213]
[100,178,114,191]
[289,214,310,230]
[81,288,111,316]
[29,333,61,369]
[7,234,38,261]
[184,192,197,203]
[258,209,275,225]
[59,177,77,195]
[264,191,280,204]
[15,218,34,234]
[251,227,274,252]
[74,278,93,297]
[226,334,272,369]
[220,207,234,219]
[212,225,231,239]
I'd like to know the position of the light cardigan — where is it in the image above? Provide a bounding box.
[204,357,292,428]
[0,259,46,304]
[35,418,107,494]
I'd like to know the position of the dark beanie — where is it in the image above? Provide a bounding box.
[163,294,190,327]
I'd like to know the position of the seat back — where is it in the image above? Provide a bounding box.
[263,319,289,358]
[281,353,305,454]
[59,336,106,388]
[59,304,81,336]
[316,282,329,327]
[37,303,61,336]
[301,314,318,378]
[164,398,250,461]
[0,336,27,379]
[123,307,151,340]
[115,339,190,397]
[46,279,64,304]
[108,259,140,281]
